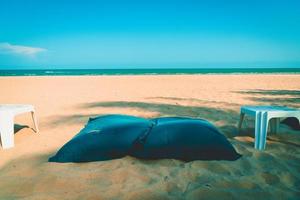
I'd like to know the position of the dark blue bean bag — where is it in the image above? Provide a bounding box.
[131,117,241,161]
[49,115,241,162]
[49,115,154,162]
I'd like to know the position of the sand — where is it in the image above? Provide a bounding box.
[0,74,299,200]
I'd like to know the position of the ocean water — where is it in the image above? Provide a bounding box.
[0,68,299,76]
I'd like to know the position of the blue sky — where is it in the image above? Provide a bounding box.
[0,0,300,69]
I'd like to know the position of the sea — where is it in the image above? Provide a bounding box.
[0,68,299,76]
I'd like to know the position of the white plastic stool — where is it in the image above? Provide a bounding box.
[0,104,39,149]
[238,106,300,150]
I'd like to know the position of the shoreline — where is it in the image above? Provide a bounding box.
[0,73,300,78]
[1,68,300,77]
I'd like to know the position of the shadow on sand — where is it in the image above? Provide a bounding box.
[42,89,299,147]
[146,97,241,107]
[44,100,251,138]
[235,89,300,107]
[14,124,29,134]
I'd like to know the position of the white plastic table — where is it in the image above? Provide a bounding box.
[238,106,300,150]
[0,104,39,149]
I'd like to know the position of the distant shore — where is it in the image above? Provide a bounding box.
[0,68,300,76]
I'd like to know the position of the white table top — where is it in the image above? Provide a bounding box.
[242,106,299,112]
[0,104,34,115]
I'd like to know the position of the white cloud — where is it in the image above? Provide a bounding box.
[0,42,46,57]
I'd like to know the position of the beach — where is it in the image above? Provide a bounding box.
[0,74,299,199]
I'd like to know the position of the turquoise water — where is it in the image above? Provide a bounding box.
[0,68,299,76]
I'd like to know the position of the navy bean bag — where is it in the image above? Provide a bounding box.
[131,117,241,161]
[49,115,241,162]
[49,115,154,162]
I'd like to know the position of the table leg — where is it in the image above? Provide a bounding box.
[258,112,269,150]
[31,111,39,133]
[296,115,300,128]
[270,118,275,134]
[0,114,15,149]
[237,112,245,133]
[270,118,280,134]
[274,118,280,134]
[254,112,261,149]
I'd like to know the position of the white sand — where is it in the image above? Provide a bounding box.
[0,75,299,199]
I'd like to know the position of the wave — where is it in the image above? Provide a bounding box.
[0,68,299,76]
